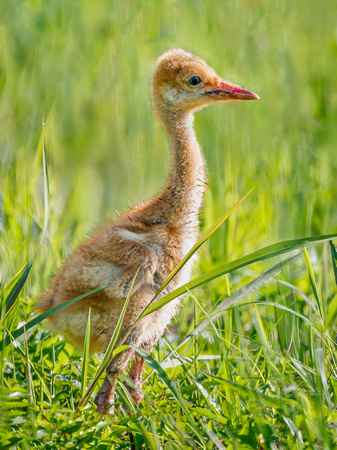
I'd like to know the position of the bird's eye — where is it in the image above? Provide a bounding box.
[188,76,202,87]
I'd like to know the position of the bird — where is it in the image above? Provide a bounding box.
[36,48,259,415]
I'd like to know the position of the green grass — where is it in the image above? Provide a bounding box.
[1,0,337,448]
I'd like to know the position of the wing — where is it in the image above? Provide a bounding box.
[37,225,162,310]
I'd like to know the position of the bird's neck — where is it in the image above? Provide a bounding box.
[159,110,207,226]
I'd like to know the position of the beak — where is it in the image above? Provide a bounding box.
[206,80,260,101]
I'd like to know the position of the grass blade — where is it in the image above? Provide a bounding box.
[135,420,158,449]
[276,279,318,314]
[41,118,50,246]
[329,240,337,287]
[326,294,337,329]
[249,302,322,339]
[1,263,31,319]
[303,248,323,319]
[81,307,91,400]
[76,268,139,410]
[24,327,36,409]
[203,423,226,450]
[188,368,222,415]
[33,115,50,259]
[143,234,337,317]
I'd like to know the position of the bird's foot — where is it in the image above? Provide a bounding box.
[124,382,144,406]
[94,379,115,415]
[129,388,144,406]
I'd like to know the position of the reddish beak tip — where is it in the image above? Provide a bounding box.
[231,86,260,101]
[217,81,260,101]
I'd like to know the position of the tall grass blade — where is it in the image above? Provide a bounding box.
[33,115,50,258]
[143,234,337,317]
[329,241,337,287]
[150,419,161,449]
[81,307,91,400]
[2,263,31,318]
[326,295,337,329]
[250,302,323,340]
[188,368,222,415]
[24,327,36,409]
[187,287,221,342]
[76,269,139,410]
[135,421,157,449]
[203,423,226,450]
[118,379,137,413]
[303,248,323,318]
[139,189,253,319]
[276,280,318,313]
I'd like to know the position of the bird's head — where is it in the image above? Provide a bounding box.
[153,48,259,117]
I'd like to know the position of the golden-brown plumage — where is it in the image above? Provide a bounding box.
[36,48,259,414]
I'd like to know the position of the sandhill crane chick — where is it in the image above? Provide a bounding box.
[36,48,259,414]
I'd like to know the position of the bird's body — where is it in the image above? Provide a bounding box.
[38,194,199,354]
[36,48,258,414]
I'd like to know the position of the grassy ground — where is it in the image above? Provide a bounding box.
[1,0,337,448]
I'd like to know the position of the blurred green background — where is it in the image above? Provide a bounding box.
[0,0,337,289]
[1,2,337,447]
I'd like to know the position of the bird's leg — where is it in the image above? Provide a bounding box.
[94,348,135,415]
[124,355,146,405]
[94,372,119,415]
[124,342,156,405]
